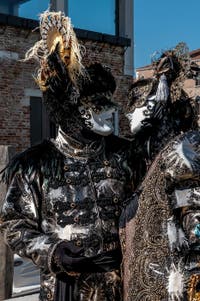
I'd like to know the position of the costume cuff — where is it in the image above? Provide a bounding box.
[47,240,64,275]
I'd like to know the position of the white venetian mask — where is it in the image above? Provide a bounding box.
[78,105,116,136]
[126,96,156,135]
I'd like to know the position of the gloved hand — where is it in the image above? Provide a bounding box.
[52,241,96,275]
[52,241,122,275]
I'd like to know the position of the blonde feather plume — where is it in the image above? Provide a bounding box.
[24,10,85,90]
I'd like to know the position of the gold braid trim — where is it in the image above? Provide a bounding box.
[188,274,200,301]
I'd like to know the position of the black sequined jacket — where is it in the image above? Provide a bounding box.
[128,130,200,301]
[0,133,133,301]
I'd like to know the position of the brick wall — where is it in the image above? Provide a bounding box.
[0,24,132,153]
[0,26,39,153]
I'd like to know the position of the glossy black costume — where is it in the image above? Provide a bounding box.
[0,129,134,300]
[0,41,138,300]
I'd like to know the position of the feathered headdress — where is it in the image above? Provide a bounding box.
[152,42,198,102]
[24,11,84,90]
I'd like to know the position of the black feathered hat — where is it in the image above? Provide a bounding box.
[79,63,117,108]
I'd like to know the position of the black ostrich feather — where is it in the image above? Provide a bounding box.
[80,63,116,97]
[0,140,64,185]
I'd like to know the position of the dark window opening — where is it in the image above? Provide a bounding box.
[30,97,56,146]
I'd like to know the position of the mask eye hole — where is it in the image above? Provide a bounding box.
[80,109,85,115]
[147,104,154,110]
[93,107,100,114]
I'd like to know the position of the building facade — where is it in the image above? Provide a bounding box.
[0,0,134,153]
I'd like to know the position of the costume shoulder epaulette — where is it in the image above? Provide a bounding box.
[1,140,64,185]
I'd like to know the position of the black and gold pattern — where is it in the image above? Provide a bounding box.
[188,274,200,301]
[128,131,200,301]
[0,131,133,301]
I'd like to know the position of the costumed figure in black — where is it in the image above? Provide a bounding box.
[0,12,134,301]
[125,44,200,300]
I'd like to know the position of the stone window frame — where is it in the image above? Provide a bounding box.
[30,96,57,146]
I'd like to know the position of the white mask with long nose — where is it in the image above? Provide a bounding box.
[79,106,116,136]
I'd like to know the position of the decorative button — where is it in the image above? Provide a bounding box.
[107,172,111,178]
[64,165,69,171]
[66,178,71,184]
[115,210,120,216]
[47,292,52,300]
[74,216,79,223]
[113,197,119,203]
[70,202,76,209]
[75,240,82,247]
[103,160,110,166]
